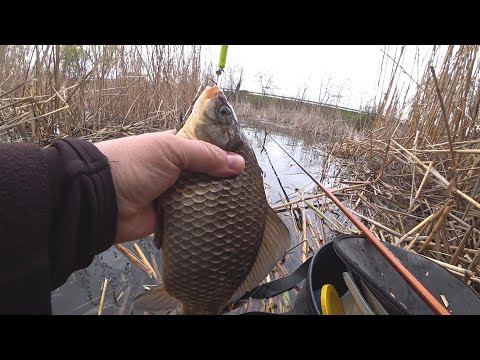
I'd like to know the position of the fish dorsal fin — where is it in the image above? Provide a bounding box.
[229,207,291,302]
[132,286,180,314]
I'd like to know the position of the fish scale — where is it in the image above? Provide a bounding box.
[160,142,267,313]
[132,85,290,315]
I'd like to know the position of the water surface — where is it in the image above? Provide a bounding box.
[51,121,342,315]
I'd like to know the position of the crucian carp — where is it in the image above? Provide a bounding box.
[132,86,291,315]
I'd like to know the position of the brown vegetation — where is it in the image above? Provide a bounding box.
[329,45,480,287]
[3,45,479,313]
[0,45,207,145]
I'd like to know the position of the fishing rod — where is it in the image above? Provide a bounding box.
[268,135,451,315]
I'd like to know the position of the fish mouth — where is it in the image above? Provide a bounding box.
[228,140,243,152]
[229,128,244,151]
[204,86,222,99]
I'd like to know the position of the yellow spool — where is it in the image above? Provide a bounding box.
[320,284,345,315]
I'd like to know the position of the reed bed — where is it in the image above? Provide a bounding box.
[229,45,480,313]
[0,45,208,145]
[231,96,371,143]
[3,45,479,313]
[324,45,480,289]
[119,44,479,313]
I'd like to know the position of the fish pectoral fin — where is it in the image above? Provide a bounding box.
[153,198,164,249]
[229,207,291,302]
[132,286,180,314]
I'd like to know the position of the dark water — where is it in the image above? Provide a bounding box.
[51,121,341,315]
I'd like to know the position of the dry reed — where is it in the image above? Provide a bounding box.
[4,45,479,313]
[0,45,208,144]
[327,45,480,289]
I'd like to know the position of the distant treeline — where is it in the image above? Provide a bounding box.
[224,89,377,130]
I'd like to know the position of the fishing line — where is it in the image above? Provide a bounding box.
[268,134,450,315]
[261,130,302,227]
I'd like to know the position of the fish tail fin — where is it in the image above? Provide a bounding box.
[132,286,181,314]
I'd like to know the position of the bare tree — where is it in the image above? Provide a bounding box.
[226,65,244,102]
[235,68,243,93]
[255,72,275,96]
[296,80,310,110]
[255,72,276,108]
[333,81,346,108]
[318,75,333,104]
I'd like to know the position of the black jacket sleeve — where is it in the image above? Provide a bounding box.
[0,139,117,314]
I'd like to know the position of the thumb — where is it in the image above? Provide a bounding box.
[172,136,245,177]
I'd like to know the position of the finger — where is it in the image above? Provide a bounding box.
[173,137,245,177]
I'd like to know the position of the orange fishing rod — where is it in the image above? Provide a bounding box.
[269,135,450,315]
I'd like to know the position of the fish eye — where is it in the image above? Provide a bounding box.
[220,106,232,117]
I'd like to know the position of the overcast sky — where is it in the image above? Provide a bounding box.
[202,45,436,110]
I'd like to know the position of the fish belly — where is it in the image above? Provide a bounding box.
[160,144,267,314]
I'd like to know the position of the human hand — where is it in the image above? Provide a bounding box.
[95,130,245,244]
